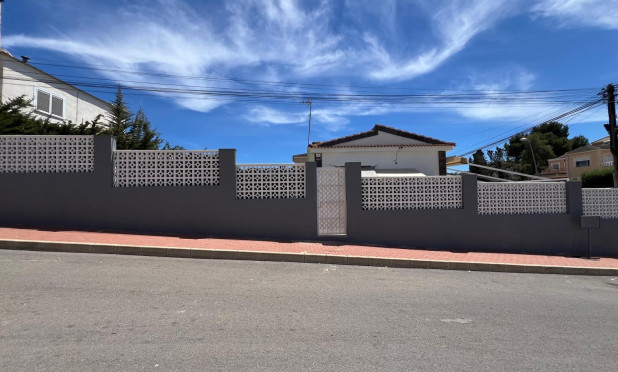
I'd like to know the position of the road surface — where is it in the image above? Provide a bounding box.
[1,249,617,371]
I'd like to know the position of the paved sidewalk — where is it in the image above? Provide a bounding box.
[1,227,617,275]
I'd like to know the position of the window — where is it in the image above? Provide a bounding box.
[35,88,64,118]
[575,160,590,167]
[602,154,613,166]
[551,163,559,170]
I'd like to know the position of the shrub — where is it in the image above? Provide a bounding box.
[581,167,614,188]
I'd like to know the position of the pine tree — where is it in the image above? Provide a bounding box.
[127,108,163,150]
[161,142,186,150]
[105,86,133,149]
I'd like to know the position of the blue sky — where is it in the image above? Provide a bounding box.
[2,0,617,163]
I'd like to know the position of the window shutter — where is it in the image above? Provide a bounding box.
[37,90,51,113]
[51,96,64,117]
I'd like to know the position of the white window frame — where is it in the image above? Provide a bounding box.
[33,87,65,119]
[551,163,560,170]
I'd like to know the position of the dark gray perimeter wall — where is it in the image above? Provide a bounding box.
[0,136,616,258]
[0,136,318,240]
[345,162,618,258]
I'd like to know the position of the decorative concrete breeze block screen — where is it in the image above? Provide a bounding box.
[236,164,306,199]
[0,135,94,173]
[113,150,220,187]
[582,188,618,218]
[477,182,566,215]
[361,176,463,210]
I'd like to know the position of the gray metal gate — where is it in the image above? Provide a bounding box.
[317,167,347,236]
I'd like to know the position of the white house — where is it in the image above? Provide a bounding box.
[294,124,455,176]
[0,49,110,124]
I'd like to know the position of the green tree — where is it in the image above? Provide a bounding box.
[0,96,43,134]
[161,142,186,150]
[569,135,589,150]
[105,86,133,149]
[504,121,589,175]
[127,108,163,150]
[469,149,491,177]
[104,87,169,150]
[0,96,104,135]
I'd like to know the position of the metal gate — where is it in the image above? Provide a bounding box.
[317,167,347,236]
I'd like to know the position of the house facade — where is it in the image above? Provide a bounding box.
[0,49,110,124]
[295,124,455,176]
[543,137,613,180]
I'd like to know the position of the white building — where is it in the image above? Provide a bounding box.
[0,49,110,124]
[294,124,455,176]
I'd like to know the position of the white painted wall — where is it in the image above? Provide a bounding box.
[320,149,441,175]
[1,53,109,124]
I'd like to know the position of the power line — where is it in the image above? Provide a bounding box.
[458,99,604,157]
[0,73,599,106]
[25,59,600,94]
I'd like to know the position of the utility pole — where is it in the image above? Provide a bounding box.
[603,84,618,187]
[0,0,4,49]
[0,1,5,103]
[302,100,312,146]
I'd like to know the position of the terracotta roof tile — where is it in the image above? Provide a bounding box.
[310,124,455,148]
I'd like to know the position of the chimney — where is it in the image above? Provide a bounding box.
[21,55,29,63]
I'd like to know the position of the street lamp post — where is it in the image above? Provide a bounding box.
[521,137,538,175]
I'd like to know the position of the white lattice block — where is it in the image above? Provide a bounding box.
[361,176,462,211]
[0,135,94,173]
[113,150,220,187]
[236,164,305,199]
[582,188,618,219]
[317,167,347,235]
[477,182,566,215]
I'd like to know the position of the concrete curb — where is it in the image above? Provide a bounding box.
[1,239,617,276]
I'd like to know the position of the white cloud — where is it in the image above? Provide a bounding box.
[532,0,618,29]
[4,0,526,113]
[453,70,541,120]
[366,0,519,81]
[5,0,345,112]
[244,102,421,132]
[4,0,612,126]
[244,106,307,126]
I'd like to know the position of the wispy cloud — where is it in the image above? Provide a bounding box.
[451,69,605,125]
[367,0,518,81]
[3,0,612,128]
[244,102,407,132]
[4,0,524,112]
[532,0,618,29]
[244,66,604,130]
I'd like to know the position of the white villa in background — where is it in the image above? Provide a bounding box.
[0,49,110,124]
[293,124,455,176]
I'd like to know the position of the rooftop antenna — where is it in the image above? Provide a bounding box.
[302,99,312,146]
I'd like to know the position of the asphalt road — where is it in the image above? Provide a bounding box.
[1,250,617,371]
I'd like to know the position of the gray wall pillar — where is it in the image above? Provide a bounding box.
[566,181,583,216]
[305,162,317,203]
[462,174,478,216]
[345,162,362,236]
[93,135,115,187]
[218,149,237,200]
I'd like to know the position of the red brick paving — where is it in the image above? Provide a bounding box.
[1,226,617,269]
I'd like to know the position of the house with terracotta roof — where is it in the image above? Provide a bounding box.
[293,124,455,176]
[542,136,614,180]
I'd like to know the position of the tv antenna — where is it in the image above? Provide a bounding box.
[302,100,312,146]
